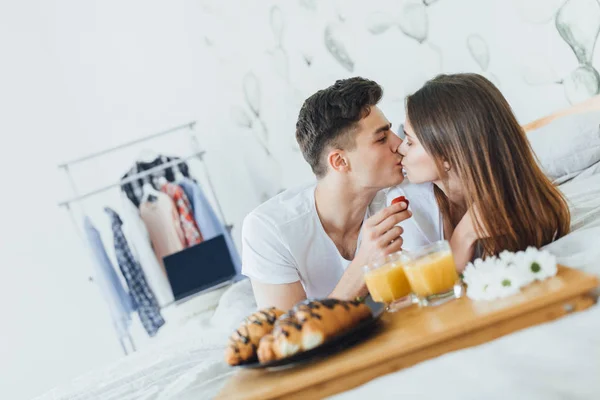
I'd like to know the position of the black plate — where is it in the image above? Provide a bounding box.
[237,298,385,371]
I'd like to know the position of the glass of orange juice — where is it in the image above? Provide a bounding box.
[403,240,463,307]
[363,251,413,312]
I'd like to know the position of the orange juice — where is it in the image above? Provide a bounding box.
[364,260,411,303]
[404,250,458,297]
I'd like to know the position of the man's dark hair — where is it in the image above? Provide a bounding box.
[295,77,383,178]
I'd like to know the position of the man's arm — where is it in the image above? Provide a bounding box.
[242,213,305,310]
[329,201,411,300]
[250,280,307,310]
[328,264,370,300]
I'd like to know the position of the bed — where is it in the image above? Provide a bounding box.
[36,99,600,400]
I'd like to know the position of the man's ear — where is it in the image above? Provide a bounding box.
[327,149,349,173]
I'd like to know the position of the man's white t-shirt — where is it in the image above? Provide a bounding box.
[241,182,443,299]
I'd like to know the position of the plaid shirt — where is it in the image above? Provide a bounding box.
[105,207,165,337]
[161,182,203,246]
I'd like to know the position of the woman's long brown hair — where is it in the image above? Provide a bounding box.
[406,73,570,257]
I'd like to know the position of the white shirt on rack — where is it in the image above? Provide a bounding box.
[120,193,175,306]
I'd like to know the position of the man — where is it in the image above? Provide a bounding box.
[241,77,442,310]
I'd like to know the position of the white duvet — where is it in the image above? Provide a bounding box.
[36,173,600,400]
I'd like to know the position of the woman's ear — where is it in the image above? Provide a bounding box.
[328,150,349,173]
[443,160,451,172]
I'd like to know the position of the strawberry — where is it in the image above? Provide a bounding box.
[391,196,409,207]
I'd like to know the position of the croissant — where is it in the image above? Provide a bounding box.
[256,333,276,363]
[225,307,285,366]
[257,299,371,363]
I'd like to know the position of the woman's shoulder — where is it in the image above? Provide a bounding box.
[382,181,443,247]
[384,181,437,205]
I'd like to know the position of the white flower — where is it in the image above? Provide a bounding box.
[492,264,526,298]
[466,258,522,300]
[462,261,477,287]
[520,247,558,281]
[473,257,487,268]
[498,250,515,265]
[463,247,558,302]
[465,258,505,301]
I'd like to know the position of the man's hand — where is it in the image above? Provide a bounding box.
[354,200,412,268]
[329,201,412,300]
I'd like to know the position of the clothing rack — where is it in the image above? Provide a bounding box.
[57,122,232,355]
[58,151,206,207]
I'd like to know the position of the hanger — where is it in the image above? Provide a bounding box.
[158,155,179,181]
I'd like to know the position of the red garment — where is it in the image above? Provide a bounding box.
[161,183,203,246]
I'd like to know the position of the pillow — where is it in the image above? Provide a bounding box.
[527,110,600,184]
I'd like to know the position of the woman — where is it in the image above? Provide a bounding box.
[399,73,570,270]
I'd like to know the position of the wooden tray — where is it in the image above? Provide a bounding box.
[217,266,598,400]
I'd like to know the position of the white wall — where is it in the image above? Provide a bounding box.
[1,0,598,398]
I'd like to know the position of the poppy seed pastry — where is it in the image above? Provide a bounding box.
[257,299,371,362]
[225,307,285,366]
